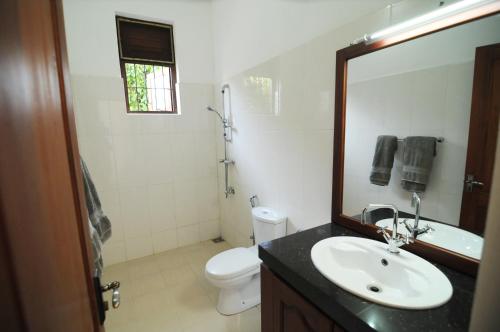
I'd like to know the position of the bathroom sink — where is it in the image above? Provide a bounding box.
[311,236,452,309]
[376,218,483,260]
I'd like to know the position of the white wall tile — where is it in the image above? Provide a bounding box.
[195,133,218,178]
[148,183,176,232]
[174,179,199,227]
[102,241,127,267]
[177,224,200,247]
[109,101,141,135]
[199,220,220,241]
[114,135,147,187]
[126,236,154,260]
[119,186,151,239]
[171,133,197,180]
[78,99,111,137]
[197,177,220,221]
[141,134,175,185]
[151,229,178,254]
[73,80,220,265]
[140,114,169,135]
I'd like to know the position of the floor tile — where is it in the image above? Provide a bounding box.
[104,241,260,332]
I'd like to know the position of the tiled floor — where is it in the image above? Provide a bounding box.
[102,240,261,332]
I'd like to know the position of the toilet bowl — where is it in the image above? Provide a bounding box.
[205,246,261,315]
[205,207,286,315]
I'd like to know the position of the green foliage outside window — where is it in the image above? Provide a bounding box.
[125,63,154,111]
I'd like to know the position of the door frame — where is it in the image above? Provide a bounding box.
[0,0,103,330]
[53,0,104,329]
[459,43,500,234]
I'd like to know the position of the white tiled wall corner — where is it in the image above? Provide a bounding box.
[72,76,221,266]
[199,220,221,241]
[215,46,337,246]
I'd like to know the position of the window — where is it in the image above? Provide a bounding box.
[116,16,177,113]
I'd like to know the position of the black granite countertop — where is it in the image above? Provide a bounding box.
[258,223,476,332]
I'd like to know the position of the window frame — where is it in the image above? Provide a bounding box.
[116,16,178,114]
[119,60,178,114]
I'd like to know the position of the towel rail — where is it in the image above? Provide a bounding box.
[397,136,444,143]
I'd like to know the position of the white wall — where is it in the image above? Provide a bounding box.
[64,0,214,83]
[470,118,500,331]
[63,0,220,266]
[210,0,465,82]
[212,0,478,247]
[344,62,474,226]
[349,15,500,84]
[211,0,396,82]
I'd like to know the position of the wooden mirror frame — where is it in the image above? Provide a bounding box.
[332,4,500,276]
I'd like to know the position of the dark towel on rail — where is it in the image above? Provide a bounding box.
[370,135,398,186]
[401,136,436,193]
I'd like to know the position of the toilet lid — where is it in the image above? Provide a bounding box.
[206,247,261,280]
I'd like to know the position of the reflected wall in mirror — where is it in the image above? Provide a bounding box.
[342,14,500,261]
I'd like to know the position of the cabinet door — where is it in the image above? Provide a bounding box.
[261,265,342,332]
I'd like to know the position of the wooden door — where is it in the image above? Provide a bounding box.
[460,43,500,234]
[0,0,101,331]
[261,265,343,332]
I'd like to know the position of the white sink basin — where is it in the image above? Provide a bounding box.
[376,218,483,260]
[311,236,452,309]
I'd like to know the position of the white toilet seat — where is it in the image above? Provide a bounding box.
[204,246,262,315]
[206,247,261,281]
[204,206,286,315]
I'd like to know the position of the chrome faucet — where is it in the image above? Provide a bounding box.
[362,204,412,254]
[401,192,433,239]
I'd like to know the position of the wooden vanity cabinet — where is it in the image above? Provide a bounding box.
[261,264,345,332]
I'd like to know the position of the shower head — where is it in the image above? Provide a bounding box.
[206,106,225,123]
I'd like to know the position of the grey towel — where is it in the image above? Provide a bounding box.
[370,135,398,186]
[88,219,103,277]
[81,159,112,276]
[401,136,436,193]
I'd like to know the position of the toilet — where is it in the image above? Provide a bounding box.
[205,206,287,315]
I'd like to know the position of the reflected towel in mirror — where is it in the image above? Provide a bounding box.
[401,136,436,192]
[370,135,398,186]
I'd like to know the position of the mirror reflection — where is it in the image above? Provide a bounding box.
[343,15,500,260]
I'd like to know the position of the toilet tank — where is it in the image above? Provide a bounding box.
[252,207,287,244]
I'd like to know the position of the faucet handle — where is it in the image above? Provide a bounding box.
[392,221,414,245]
[377,226,391,243]
[402,232,414,245]
[400,218,413,233]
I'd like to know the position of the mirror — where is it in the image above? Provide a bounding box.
[340,14,500,262]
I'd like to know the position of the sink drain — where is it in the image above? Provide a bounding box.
[367,284,382,293]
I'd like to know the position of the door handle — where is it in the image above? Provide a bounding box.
[102,281,120,309]
[465,174,484,192]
